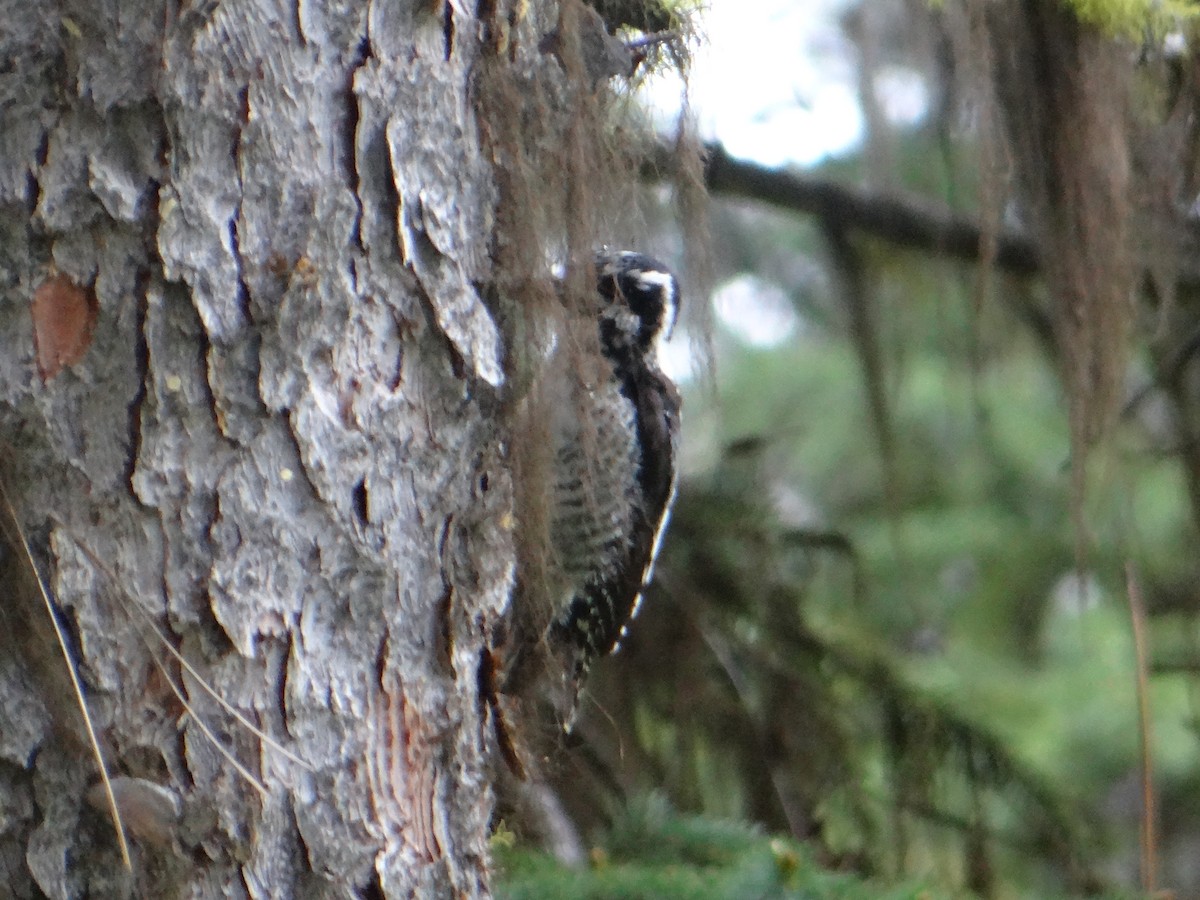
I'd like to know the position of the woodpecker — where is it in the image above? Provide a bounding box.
[534,251,682,721]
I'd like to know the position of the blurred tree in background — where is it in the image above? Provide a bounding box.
[498,0,1200,897]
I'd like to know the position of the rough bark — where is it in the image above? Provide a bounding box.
[0,0,558,895]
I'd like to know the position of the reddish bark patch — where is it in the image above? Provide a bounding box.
[31,273,97,381]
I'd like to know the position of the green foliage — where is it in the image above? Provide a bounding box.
[494,799,947,900]
[1060,0,1199,37]
[930,0,1200,39]
[494,798,1152,899]
[553,111,1200,887]
[565,406,1118,890]
[502,3,1200,896]
[587,0,701,35]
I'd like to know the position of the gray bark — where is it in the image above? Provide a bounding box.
[0,0,539,895]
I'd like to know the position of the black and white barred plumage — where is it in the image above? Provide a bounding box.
[544,251,681,688]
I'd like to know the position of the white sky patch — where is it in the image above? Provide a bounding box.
[733,82,862,169]
[874,66,929,127]
[639,0,863,167]
[659,327,701,384]
[714,274,798,348]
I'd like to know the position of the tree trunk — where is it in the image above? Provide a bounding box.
[0,0,578,894]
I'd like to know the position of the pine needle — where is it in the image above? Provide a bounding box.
[142,646,269,797]
[50,518,312,772]
[0,482,132,870]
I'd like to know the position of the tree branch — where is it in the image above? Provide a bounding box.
[683,143,1200,294]
[662,142,1058,344]
[695,143,1040,274]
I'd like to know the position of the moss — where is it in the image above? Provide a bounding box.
[1062,0,1199,38]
